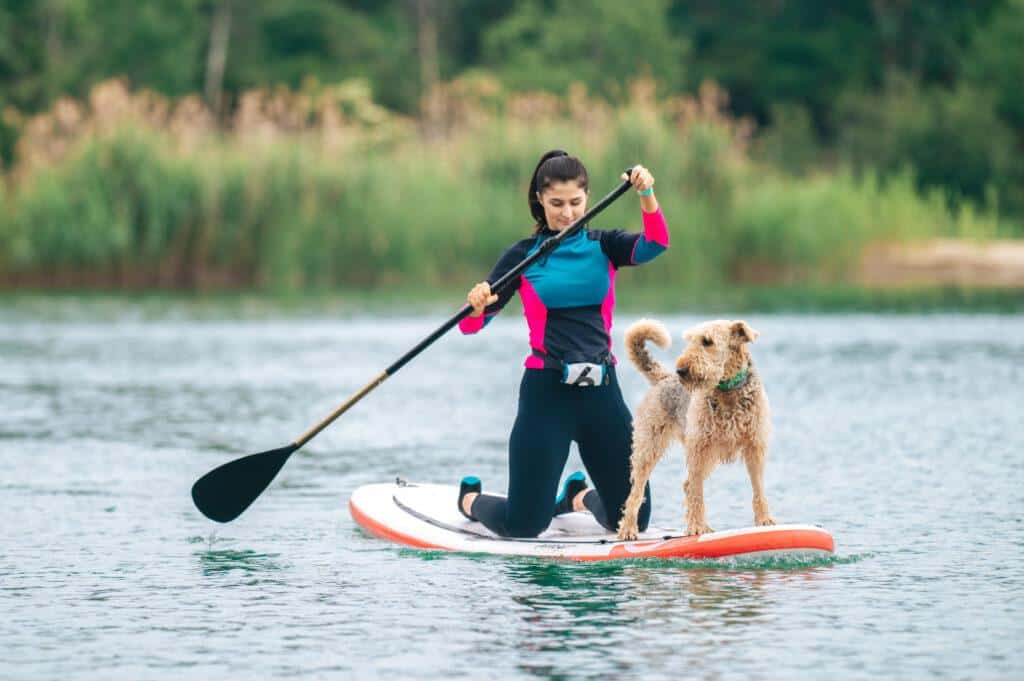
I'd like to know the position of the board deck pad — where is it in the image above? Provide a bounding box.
[349,480,835,561]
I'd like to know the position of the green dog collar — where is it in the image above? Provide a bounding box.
[717,366,750,392]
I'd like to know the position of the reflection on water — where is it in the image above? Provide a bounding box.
[196,548,286,576]
[497,558,840,679]
[189,534,288,575]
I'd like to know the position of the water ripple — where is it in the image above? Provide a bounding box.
[1,308,1022,680]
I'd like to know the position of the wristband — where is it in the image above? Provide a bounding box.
[639,186,654,196]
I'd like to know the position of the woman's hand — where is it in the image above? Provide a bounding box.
[621,165,658,212]
[467,281,498,317]
[622,165,654,193]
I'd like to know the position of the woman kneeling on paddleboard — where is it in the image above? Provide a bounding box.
[457,150,669,538]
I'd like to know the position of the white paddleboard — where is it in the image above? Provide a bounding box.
[349,479,835,561]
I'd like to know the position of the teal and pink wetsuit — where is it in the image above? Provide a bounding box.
[459,208,670,538]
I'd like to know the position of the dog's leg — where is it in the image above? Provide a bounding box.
[683,445,715,536]
[617,421,674,541]
[743,443,776,526]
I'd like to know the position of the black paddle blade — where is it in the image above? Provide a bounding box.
[191,443,299,522]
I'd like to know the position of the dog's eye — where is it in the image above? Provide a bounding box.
[702,337,713,347]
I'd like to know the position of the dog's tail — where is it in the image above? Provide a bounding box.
[624,319,673,385]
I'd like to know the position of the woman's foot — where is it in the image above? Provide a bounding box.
[554,471,588,515]
[458,476,482,520]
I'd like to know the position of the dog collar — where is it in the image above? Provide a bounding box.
[717,366,749,392]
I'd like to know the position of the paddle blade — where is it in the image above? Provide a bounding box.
[191,443,299,522]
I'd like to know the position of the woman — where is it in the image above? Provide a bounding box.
[457,150,669,538]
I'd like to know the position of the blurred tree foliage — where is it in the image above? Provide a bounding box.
[480,0,687,97]
[1,0,1022,213]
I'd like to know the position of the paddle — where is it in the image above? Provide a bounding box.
[191,168,637,522]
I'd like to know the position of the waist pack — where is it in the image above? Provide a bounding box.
[532,349,610,387]
[561,361,607,387]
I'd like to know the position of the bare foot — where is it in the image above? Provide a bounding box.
[572,489,588,512]
[756,515,777,526]
[462,492,478,517]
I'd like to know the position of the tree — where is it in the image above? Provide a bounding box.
[482,0,687,99]
[964,0,1024,131]
[204,0,232,118]
[224,1,418,111]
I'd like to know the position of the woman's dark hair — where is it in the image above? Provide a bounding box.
[528,150,589,233]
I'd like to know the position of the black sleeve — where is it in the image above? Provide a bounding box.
[593,228,640,269]
[481,238,534,316]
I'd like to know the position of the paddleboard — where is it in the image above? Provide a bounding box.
[349,479,834,562]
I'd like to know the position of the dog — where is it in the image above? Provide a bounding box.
[617,319,776,539]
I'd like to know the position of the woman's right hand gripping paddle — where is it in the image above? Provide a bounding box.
[467,282,498,318]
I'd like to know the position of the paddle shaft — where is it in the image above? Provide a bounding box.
[293,169,636,449]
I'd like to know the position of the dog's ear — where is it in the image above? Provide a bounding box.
[731,321,759,343]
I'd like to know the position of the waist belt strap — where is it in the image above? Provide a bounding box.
[531,348,613,369]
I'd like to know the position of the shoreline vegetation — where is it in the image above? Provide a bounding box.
[2,286,1021,318]
[2,78,1022,307]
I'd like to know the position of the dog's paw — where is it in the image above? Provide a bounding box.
[687,521,714,536]
[756,515,777,526]
[616,520,639,541]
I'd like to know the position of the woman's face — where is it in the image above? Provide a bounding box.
[537,180,588,231]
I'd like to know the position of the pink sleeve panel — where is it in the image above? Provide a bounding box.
[642,207,669,248]
[458,313,486,334]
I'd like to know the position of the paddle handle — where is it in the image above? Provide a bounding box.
[295,168,635,446]
[295,370,389,448]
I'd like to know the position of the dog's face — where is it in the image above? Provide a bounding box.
[675,320,758,388]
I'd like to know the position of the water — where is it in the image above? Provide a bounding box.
[1,302,1022,680]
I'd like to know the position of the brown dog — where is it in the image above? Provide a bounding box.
[617,319,776,539]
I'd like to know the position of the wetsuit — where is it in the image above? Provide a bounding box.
[459,208,669,537]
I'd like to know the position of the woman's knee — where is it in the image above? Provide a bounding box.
[505,509,552,538]
[506,520,550,538]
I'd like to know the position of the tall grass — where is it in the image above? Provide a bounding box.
[0,78,1011,291]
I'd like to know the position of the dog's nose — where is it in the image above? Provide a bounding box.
[676,366,689,378]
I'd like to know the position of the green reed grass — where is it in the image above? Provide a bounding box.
[0,80,1011,292]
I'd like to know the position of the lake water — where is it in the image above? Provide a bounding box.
[1,301,1022,680]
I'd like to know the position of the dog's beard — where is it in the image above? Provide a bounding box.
[676,362,723,390]
[677,369,710,389]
